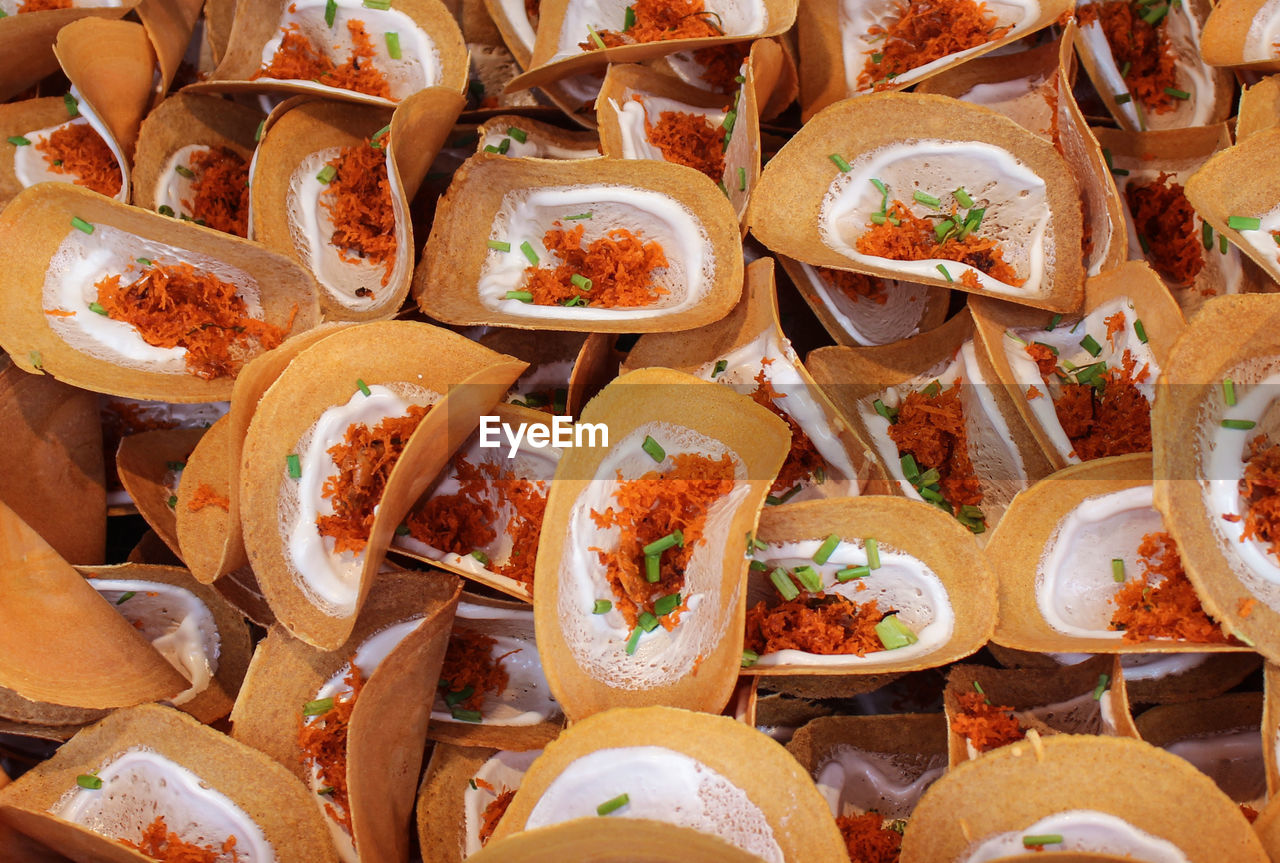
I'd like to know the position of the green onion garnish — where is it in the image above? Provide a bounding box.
[503,290,533,302]
[450,707,482,722]
[953,187,974,208]
[641,435,665,462]
[565,212,593,220]
[286,453,302,478]
[116,591,135,604]
[471,550,489,565]
[1120,61,1131,78]
[354,378,371,397]
[587,24,606,49]
[136,257,153,267]
[654,592,681,616]
[749,560,768,571]
[443,685,474,706]
[1228,215,1262,231]
[738,166,746,191]
[88,302,107,316]
[712,359,727,377]
[76,774,102,790]
[395,524,410,536]
[363,0,392,8]
[873,398,897,422]
[1134,319,1148,344]
[765,484,802,506]
[1093,673,1110,700]
[1224,378,1236,406]
[64,93,79,117]
[836,565,871,582]
[593,599,612,614]
[488,239,511,252]
[741,649,758,667]
[303,697,334,716]
[625,627,643,655]
[1112,558,1125,582]
[1140,1,1167,23]
[865,538,880,569]
[1202,221,1214,249]
[1047,313,1062,331]
[913,190,941,208]
[1114,92,1132,105]
[1163,87,1190,100]
[1079,334,1103,357]
[936,264,953,283]
[922,379,941,398]
[623,4,636,28]
[570,273,592,291]
[769,567,799,601]
[1222,419,1257,430]
[175,165,194,179]
[722,110,737,135]
[1220,234,1228,254]
[792,565,822,593]
[316,164,336,184]
[254,119,265,142]
[520,241,539,264]
[813,534,840,565]
[324,0,337,25]
[875,614,918,650]
[644,554,660,583]
[167,495,178,509]
[159,204,175,217]
[637,611,660,632]
[7,135,30,146]
[70,216,93,234]
[485,144,501,154]
[829,153,852,172]
[386,31,401,59]
[507,126,527,144]
[643,530,684,556]
[934,219,956,243]
[900,453,920,481]
[597,793,630,816]
[1022,835,1063,847]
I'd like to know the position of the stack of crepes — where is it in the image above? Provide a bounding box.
[4,0,1280,861]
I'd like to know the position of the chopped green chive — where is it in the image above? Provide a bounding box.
[318,786,335,796]
[653,592,681,616]
[829,153,852,172]
[922,379,941,397]
[316,164,337,184]
[1220,234,1228,254]
[76,774,102,790]
[587,24,606,49]
[769,567,799,601]
[953,187,974,208]
[64,93,79,117]
[286,453,302,478]
[353,378,371,397]
[1119,61,1131,78]
[450,707,482,722]
[1141,1,1167,24]
[1079,334,1102,357]
[363,0,392,9]
[471,550,490,565]
[624,4,636,27]
[570,273,592,291]
[936,264,953,283]
[468,779,478,790]
[913,190,941,208]
[813,534,841,565]
[1222,419,1257,430]
[934,219,956,243]
[503,290,533,302]
[792,565,822,593]
[497,137,511,155]
[1202,220,1214,250]
[900,452,920,481]
[1093,673,1110,700]
[741,649,758,667]
[88,301,107,316]
[136,257,153,267]
[597,793,630,816]
[871,51,883,63]
[1133,319,1148,344]
[561,296,588,307]
[1047,313,1063,331]
[637,611,660,632]
[836,565,871,582]
[174,164,195,179]
[870,212,887,225]
[738,166,747,191]
[873,398,897,422]
[371,125,391,148]
[1114,92,1132,105]
[593,599,612,614]
[749,560,768,571]
[1022,835,1063,848]
[7,135,30,146]
[1112,558,1125,582]
[167,495,178,509]
[1163,87,1190,100]
[641,435,665,462]
[765,484,802,506]
[70,216,93,234]
[386,31,401,59]
[722,110,737,135]
[1224,378,1237,406]
[487,239,511,252]
[395,523,410,536]
[864,538,881,569]
[1228,215,1262,231]
[324,0,337,25]
[116,591,135,605]
[520,241,539,264]
[875,614,918,650]
[564,212,592,220]
[625,627,643,654]
[506,126,527,144]
[712,359,728,377]
[443,685,475,706]
[814,466,826,484]
[254,119,265,142]
[642,530,684,556]
[644,554,660,583]
[303,697,334,716]
[158,204,175,217]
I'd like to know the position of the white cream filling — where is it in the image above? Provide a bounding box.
[283,384,439,618]
[1236,204,1280,273]
[1048,651,1212,681]
[495,0,536,52]
[42,225,264,374]
[797,261,933,346]
[257,0,441,99]
[92,580,219,707]
[1165,729,1265,804]
[478,129,599,160]
[524,746,783,863]
[431,601,559,726]
[815,746,945,819]
[959,810,1189,863]
[51,748,275,861]
[609,95,726,165]
[13,94,127,203]
[838,0,1041,94]
[819,141,1051,298]
[558,423,748,689]
[102,397,230,506]
[552,0,768,62]
[956,76,1054,136]
[478,185,713,320]
[695,329,860,501]
[1244,0,1280,62]
[463,749,542,857]
[154,144,220,222]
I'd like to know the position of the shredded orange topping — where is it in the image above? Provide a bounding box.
[1239,435,1280,564]
[745,593,885,655]
[1026,384,1043,400]
[837,813,902,863]
[856,201,1024,286]
[1239,597,1257,618]
[692,42,750,93]
[299,663,363,835]
[1124,173,1204,285]
[587,0,722,49]
[181,147,250,238]
[320,141,397,288]
[1077,2,1179,115]
[1104,311,1126,347]
[187,483,230,512]
[1041,347,1153,461]
[1110,531,1231,643]
[1243,804,1261,824]
[119,816,238,862]
[951,690,1025,752]
[590,452,735,627]
[34,122,122,198]
[95,261,292,380]
[254,20,391,99]
[887,381,983,510]
[478,788,516,847]
[523,223,668,308]
[820,266,888,305]
[857,0,1013,91]
[19,0,73,10]
[1025,342,1059,378]
[439,627,516,713]
[750,365,826,495]
[640,101,725,182]
[316,404,428,554]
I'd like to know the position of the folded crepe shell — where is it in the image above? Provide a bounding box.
[914,36,1062,137]
[0,1,137,104]
[0,98,95,211]
[0,703,340,862]
[1135,692,1265,808]
[473,817,774,862]
[1184,126,1280,288]
[1075,0,1233,132]
[506,0,798,93]
[623,258,883,501]
[0,501,189,710]
[595,61,758,223]
[230,569,460,863]
[0,183,321,402]
[252,91,463,321]
[644,36,796,122]
[476,113,601,159]
[127,529,183,566]
[486,705,847,860]
[392,403,558,601]
[743,497,995,674]
[0,686,104,743]
[0,357,103,565]
[239,320,524,649]
[477,328,614,419]
[131,92,262,235]
[1095,125,1268,319]
[1202,0,1280,71]
[429,594,564,749]
[534,367,790,720]
[785,713,947,819]
[970,261,1184,470]
[755,670,905,700]
[806,308,1055,537]
[1237,75,1280,140]
[748,93,1085,311]
[1152,295,1280,662]
[198,0,468,106]
[416,154,743,332]
[796,0,1071,117]
[901,734,1267,862]
[988,453,1252,656]
[117,426,207,561]
[133,0,203,104]
[754,691,837,741]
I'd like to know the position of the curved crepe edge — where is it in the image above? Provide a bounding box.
[0,183,322,402]
[1237,76,1280,140]
[213,564,278,628]
[1201,0,1280,72]
[970,259,1186,471]
[785,712,947,784]
[416,742,498,863]
[901,733,1267,863]
[475,816,774,862]
[508,0,797,92]
[796,0,1072,119]
[174,415,238,584]
[1134,691,1262,750]
[622,257,887,493]
[54,18,155,161]
[0,3,137,102]
[756,671,904,699]
[486,705,846,859]
[131,92,262,215]
[239,320,524,649]
[987,452,1249,654]
[912,37,1062,135]
[1152,294,1280,661]
[0,98,77,211]
[117,426,207,562]
[414,153,744,332]
[0,703,340,863]
[197,0,468,103]
[747,496,996,674]
[532,367,790,720]
[747,92,1085,312]
[477,113,601,157]
[133,0,203,103]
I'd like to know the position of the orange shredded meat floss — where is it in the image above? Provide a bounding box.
[19,0,73,10]
[837,813,903,863]
[1238,435,1280,564]
[1109,531,1231,642]
[857,0,1013,91]
[478,788,516,846]
[951,690,1025,752]
[745,593,886,655]
[819,266,888,305]
[1124,173,1204,285]
[299,663,364,835]
[439,627,517,713]
[181,147,250,238]
[749,365,827,495]
[187,483,230,513]
[523,223,668,307]
[34,122,122,198]
[1031,343,1153,461]
[317,405,430,554]
[857,201,1024,286]
[1077,2,1179,115]
[590,452,735,627]
[640,100,725,181]
[95,261,293,380]
[255,20,391,99]
[887,381,984,511]
[586,0,722,49]
[119,815,238,862]
[320,140,397,288]
[691,42,750,93]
